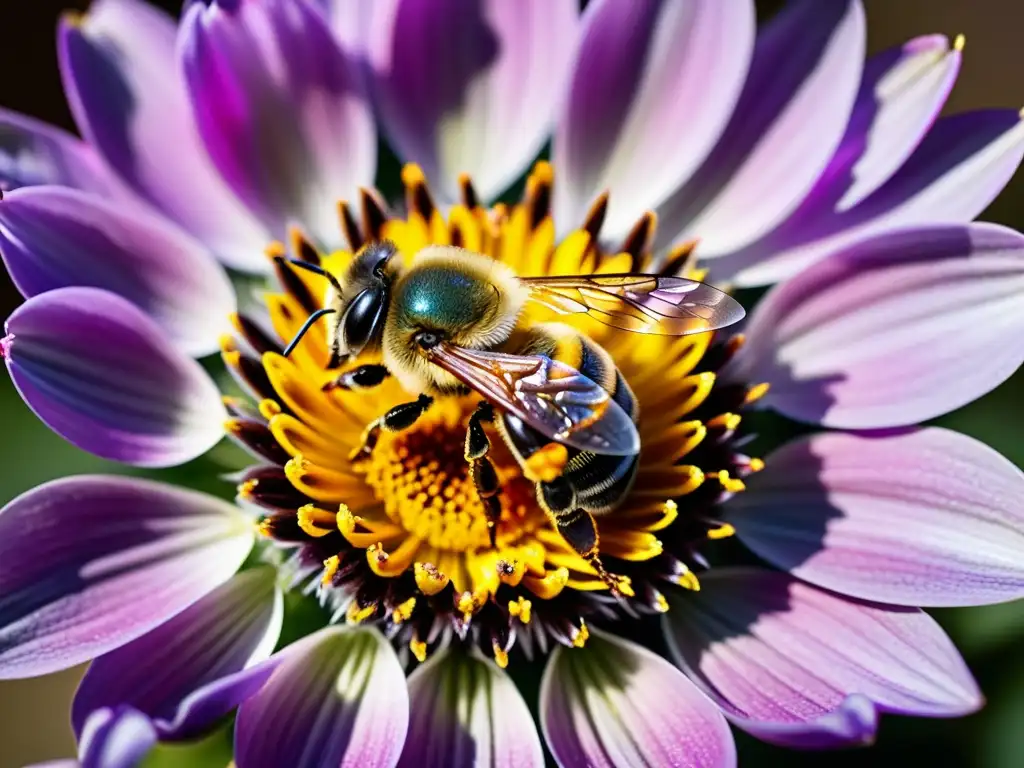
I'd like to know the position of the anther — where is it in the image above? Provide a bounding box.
[508,596,532,624]
[392,597,417,624]
[410,636,428,663]
[414,562,450,596]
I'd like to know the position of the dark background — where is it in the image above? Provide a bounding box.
[1,1,1023,766]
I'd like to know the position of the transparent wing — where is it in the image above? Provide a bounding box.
[522,274,745,335]
[425,343,639,456]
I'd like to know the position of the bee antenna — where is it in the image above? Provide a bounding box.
[286,258,343,293]
[283,308,337,357]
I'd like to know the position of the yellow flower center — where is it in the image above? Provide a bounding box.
[361,400,543,552]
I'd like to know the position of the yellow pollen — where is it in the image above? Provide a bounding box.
[707,523,736,540]
[954,33,966,52]
[522,443,570,483]
[677,569,701,592]
[708,413,741,432]
[717,470,746,494]
[239,479,259,498]
[414,562,451,596]
[493,643,509,669]
[508,597,533,624]
[653,592,670,613]
[297,504,335,538]
[748,457,766,473]
[410,637,427,663]
[321,555,340,586]
[392,597,417,624]
[457,590,485,619]
[257,520,274,537]
[346,601,376,624]
[572,621,590,648]
[744,382,771,405]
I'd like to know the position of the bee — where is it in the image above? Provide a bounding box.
[284,241,744,590]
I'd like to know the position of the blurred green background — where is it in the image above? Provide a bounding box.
[1,1,1023,766]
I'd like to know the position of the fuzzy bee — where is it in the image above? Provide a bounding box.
[284,242,744,590]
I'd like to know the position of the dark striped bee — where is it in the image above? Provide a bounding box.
[284,242,744,590]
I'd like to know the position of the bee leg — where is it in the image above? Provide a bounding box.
[322,363,391,392]
[465,403,501,547]
[540,479,628,597]
[349,394,433,462]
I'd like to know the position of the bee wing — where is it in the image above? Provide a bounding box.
[425,343,639,456]
[521,274,745,336]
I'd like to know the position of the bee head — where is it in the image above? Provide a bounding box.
[283,241,398,367]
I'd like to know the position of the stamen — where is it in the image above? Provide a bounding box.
[522,568,569,599]
[392,597,417,624]
[297,504,337,538]
[346,601,377,624]
[508,597,532,624]
[716,470,746,494]
[571,621,590,648]
[744,382,771,405]
[414,562,451,596]
[410,637,428,663]
[676,569,701,592]
[492,643,510,669]
[707,522,736,540]
[322,555,340,586]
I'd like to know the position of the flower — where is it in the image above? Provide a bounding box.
[2,0,1024,766]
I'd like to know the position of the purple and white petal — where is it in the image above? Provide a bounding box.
[724,109,1024,286]
[541,628,735,768]
[664,568,982,749]
[550,0,753,239]
[181,0,375,248]
[0,108,125,196]
[235,627,408,768]
[59,0,271,272]
[4,288,227,466]
[79,706,157,768]
[656,0,865,257]
[398,646,542,768]
[73,566,283,741]
[730,223,1024,428]
[0,476,253,680]
[370,0,577,204]
[827,34,962,212]
[727,428,1024,607]
[0,186,234,357]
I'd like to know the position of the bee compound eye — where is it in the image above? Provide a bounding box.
[341,286,386,355]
